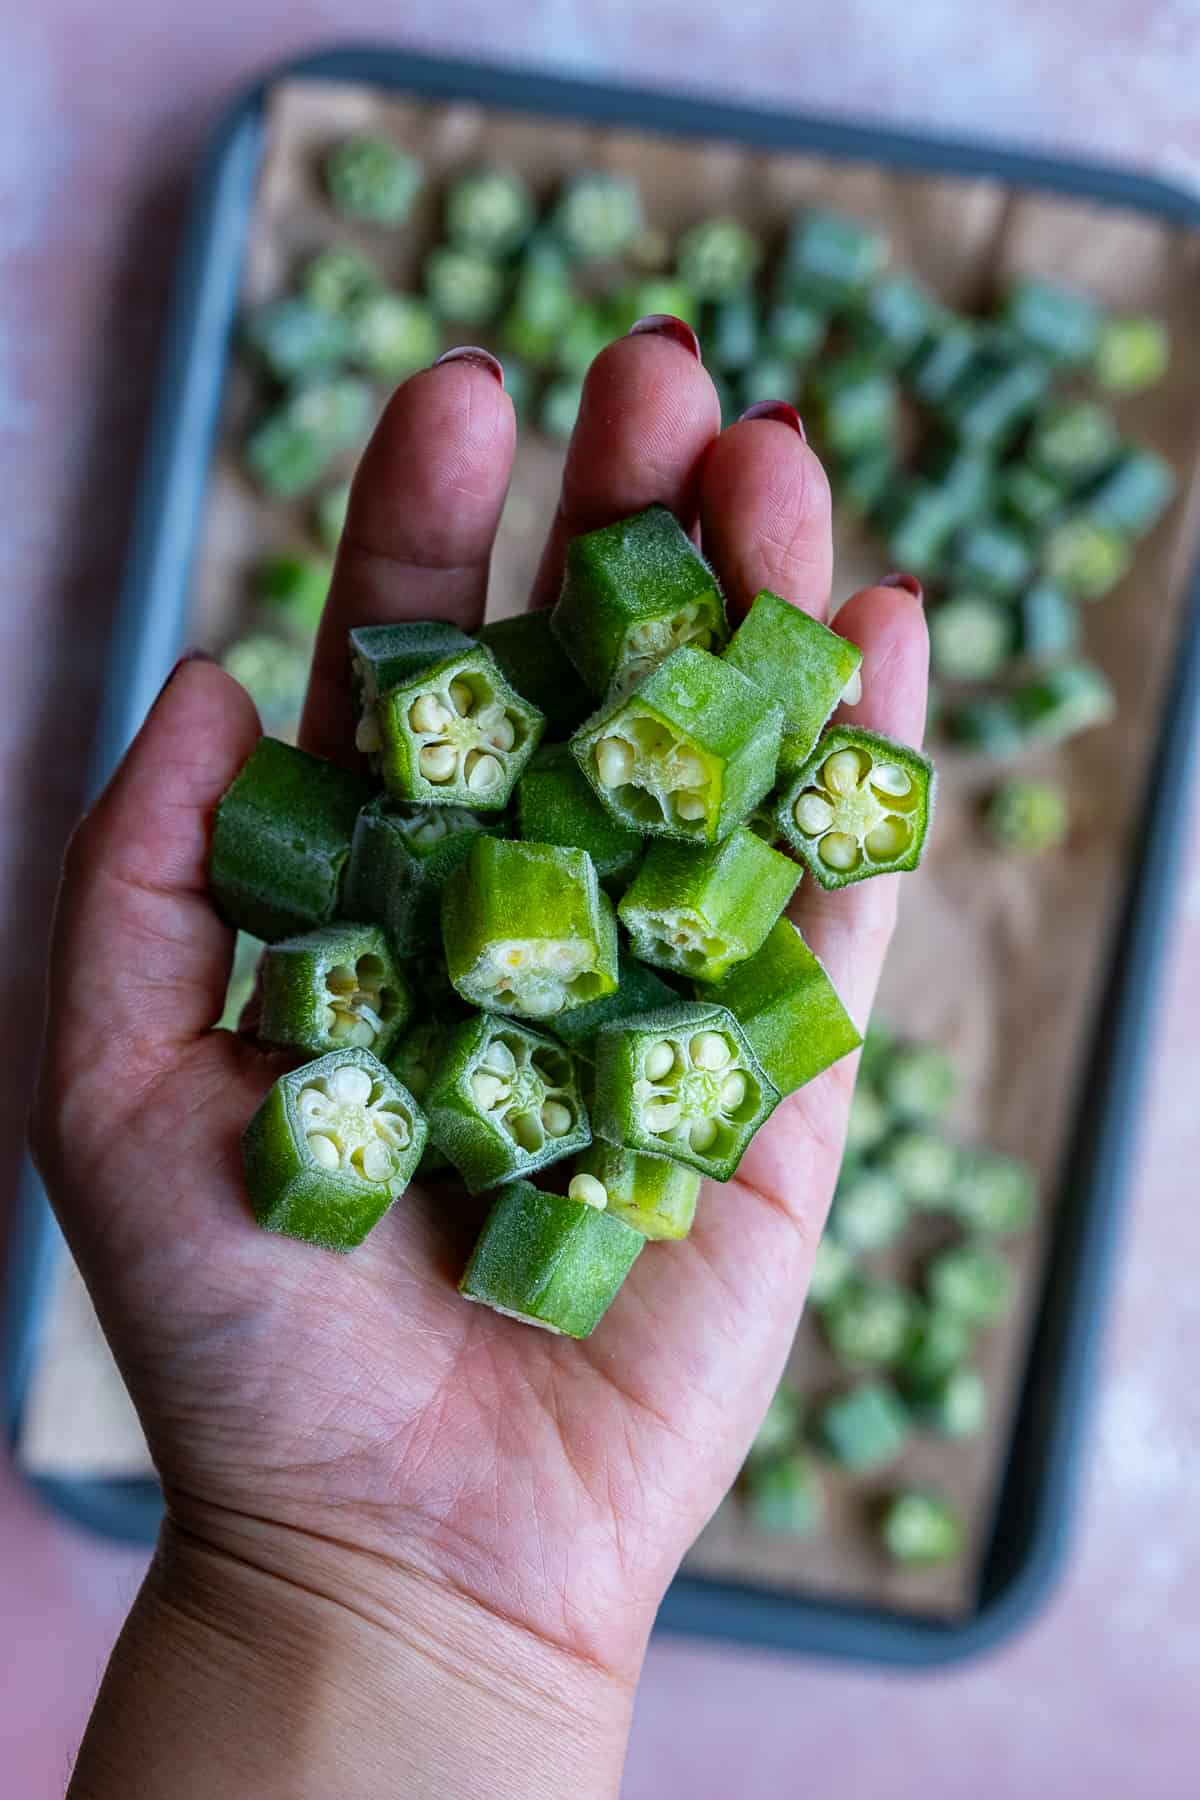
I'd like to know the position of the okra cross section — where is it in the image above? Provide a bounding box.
[704,919,861,1097]
[551,505,728,698]
[592,1000,779,1182]
[777,725,934,888]
[723,589,863,773]
[458,1179,644,1338]
[442,838,618,1021]
[426,1013,591,1193]
[618,826,799,983]
[242,1049,427,1251]
[260,923,413,1059]
[571,647,784,845]
[569,1142,702,1241]
[343,795,495,954]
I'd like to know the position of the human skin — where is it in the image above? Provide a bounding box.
[31,328,927,1798]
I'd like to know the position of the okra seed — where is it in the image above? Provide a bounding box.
[485,715,516,751]
[541,1100,573,1137]
[356,712,383,754]
[522,988,566,1018]
[673,750,706,789]
[465,751,503,791]
[325,963,358,995]
[674,792,707,822]
[870,762,912,798]
[420,743,459,782]
[328,1064,373,1106]
[691,1032,731,1071]
[359,1141,394,1181]
[865,817,912,859]
[720,1071,747,1110]
[644,1099,682,1133]
[307,1132,341,1169]
[793,792,835,835]
[512,1112,543,1151]
[299,1088,330,1122]
[449,679,474,716]
[471,1071,509,1110]
[818,831,861,871]
[824,749,866,796]
[644,1041,676,1080]
[568,1174,608,1210]
[409,693,452,734]
[596,737,635,787]
[841,668,863,706]
[480,1040,517,1078]
[689,1118,719,1153]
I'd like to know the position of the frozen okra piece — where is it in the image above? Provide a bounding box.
[986,777,1068,856]
[1014,579,1079,665]
[479,610,593,739]
[242,297,351,385]
[808,353,898,458]
[723,588,863,772]
[500,239,575,368]
[816,1380,910,1472]
[737,357,802,411]
[911,1365,987,1440]
[747,1383,801,1464]
[996,462,1063,533]
[387,1016,453,1178]
[872,480,961,581]
[324,136,423,225]
[828,1167,908,1253]
[556,299,619,376]
[878,1042,957,1125]
[908,315,977,408]
[877,1128,957,1210]
[442,838,618,1021]
[1080,446,1176,539]
[880,1489,964,1567]
[209,738,374,942]
[445,165,535,257]
[818,1277,917,1369]
[572,647,783,846]
[926,1242,1014,1325]
[944,519,1032,600]
[313,480,352,553]
[704,919,861,1097]
[834,443,897,520]
[951,1149,1037,1235]
[618,827,799,983]
[245,377,373,498]
[763,296,828,365]
[423,245,507,326]
[426,1014,590,1193]
[553,172,643,262]
[592,1000,779,1182]
[609,276,698,333]
[1014,661,1115,743]
[459,1178,643,1338]
[778,726,935,889]
[847,272,935,367]
[517,744,643,893]
[242,1048,426,1251]
[808,1233,856,1306]
[676,217,763,299]
[1041,515,1131,600]
[999,276,1100,367]
[260,923,412,1060]
[1027,398,1120,489]
[551,505,728,698]
[917,437,995,527]
[937,341,1048,450]
[301,246,382,317]
[550,951,678,1066]
[928,592,1015,684]
[781,209,888,309]
[896,1305,972,1393]
[221,635,310,737]
[946,694,1025,756]
[255,551,332,634]
[343,795,495,954]
[570,1141,701,1241]
[1093,315,1169,393]
[744,1451,822,1536]
[348,291,439,381]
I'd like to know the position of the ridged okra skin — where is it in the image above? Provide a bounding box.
[743,1451,823,1536]
[618,827,799,983]
[325,137,423,225]
[426,1013,591,1194]
[570,1141,701,1240]
[442,838,619,1021]
[259,923,413,1059]
[817,1277,916,1369]
[1000,276,1100,367]
[445,165,536,257]
[549,951,679,1064]
[343,796,496,954]
[208,738,375,943]
[479,610,594,739]
[242,1048,427,1251]
[592,1000,780,1182]
[816,1380,910,1472]
[703,918,861,1096]
[723,589,862,772]
[458,1179,644,1337]
[781,208,888,308]
[516,744,643,893]
[777,725,935,889]
[926,1242,1014,1325]
[571,647,784,847]
[880,1489,964,1566]
[551,505,728,697]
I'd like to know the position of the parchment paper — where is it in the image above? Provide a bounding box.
[19,78,1200,1620]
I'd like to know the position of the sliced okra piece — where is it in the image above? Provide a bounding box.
[539,376,586,443]
[427,1013,591,1193]
[843,1079,889,1161]
[944,519,1033,599]
[242,297,351,385]
[723,588,863,768]
[209,738,374,943]
[878,1042,957,1124]
[926,1241,1014,1325]
[809,353,899,458]
[260,923,412,1060]
[879,1489,964,1567]
[255,552,332,634]
[1093,314,1169,393]
[704,918,862,1097]
[937,342,1048,450]
[1014,661,1115,743]
[781,209,888,309]
[221,635,310,737]
[422,245,507,327]
[245,377,373,499]
[499,240,575,369]
[828,1167,908,1254]
[479,610,594,739]
[945,694,1025,756]
[1014,579,1079,664]
[569,1141,701,1242]
[301,246,382,318]
[571,648,783,846]
[348,291,439,381]
[1042,514,1131,600]
[593,1000,779,1182]
[242,1048,427,1251]
[999,275,1100,366]
[908,315,978,408]
[676,217,763,300]
[706,296,761,371]
[313,480,352,553]
[343,795,495,954]
[1080,446,1177,539]
[744,1452,823,1536]
[1027,397,1120,489]
[618,827,799,984]
[764,296,828,365]
[442,838,618,1021]
[818,1277,917,1370]
[996,462,1063,533]
[847,272,935,366]
[324,136,423,225]
[458,1178,643,1338]
[552,172,643,262]
[551,505,728,698]
[549,951,679,1066]
[912,1366,987,1440]
[516,744,643,894]
[877,1128,957,1209]
[777,726,935,889]
[986,777,1068,856]
[872,479,961,580]
[917,437,995,527]
[928,592,1016,684]
[445,165,535,257]
[808,1233,857,1306]
[556,300,619,376]
[747,1384,802,1464]
[951,1149,1037,1235]
[896,1305,972,1393]
[350,621,474,747]
[816,1381,910,1472]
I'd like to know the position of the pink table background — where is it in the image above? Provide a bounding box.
[3,5,1200,1794]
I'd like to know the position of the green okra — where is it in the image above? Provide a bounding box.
[260,923,412,1060]
[422,245,507,326]
[242,1048,427,1251]
[243,297,351,385]
[951,1148,1037,1235]
[592,1000,780,1182]
[879,1489,964,1567]
[552,505,728,698]
[763,296,828,365]
[908,315,978,408]
[245,377,373,499]
[1042,515,1132,600]
[872,480,961,580]
[946,694,1025,756]
[858,1017,896,1082]
[818,1277,917,1369]
[610,276,699,334]
[478,610,594,739]
[896,1306,972,1392]
[1093,315,1169,393]
[572,647,783,847]
[516,745,642,893]
[386,1014,454,1179]
[325,137,423,225]
[926,1241,1014,1325]
[747,1384,802,1463]
[723,588,863,771]
[917,438,995,527]
[676,217,762,299]
[221,635,310,737]
[986,777,1068,856]
[350,620,474,732]
[945,519,1033,600]
[1027,398,1120,489]
[1014,661,1116,743]
[427,1013,591,1193]
[550,951,679,1064]
[1080,446,1176,539]
[570,1141,701,1241]
[835,443,897,519]
[442,838,618,1021]
[877,1042,957,1124]
[553,172,643,262]
[458,1178,644,1338]
[348,291,439,381]
[781,209,888,308]
[1000,275,1100,367]
[343,796,495,954]
[209,738,374,943]
[827,1167,908,1253]
[996,462,1063,533]
[500,239,575,368]
[777,726,935,889]
[808,1233,857,1306]
[1014,580,1079,664]
[618,827,800,984]
[301,246,382,317]
[743,1451,822,1536]
[877,1128,958,1209]
[702,918,862,1097]
[847,272,936,366]
[539,377,586,443]
[816,1380,910,1472]
[256,552,332,633]
[445,166,535,257]
[809,353,899,458]
[913,1364,987,1439]
[555,300,618,375]
[928,592,1015,684]
[938,341,1049,449]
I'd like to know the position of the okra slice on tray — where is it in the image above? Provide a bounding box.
[781,208,888,309]
[242,297,351,385]
[896,1305,972,1393]
[255,551,333,635]
[946,693,1025,756]
[951,1149,1037,1235]
[827,1167,908,1253]
[877,1041,957,1124]
[808,353,899,459]
[808,1234,856,1306]
[550,950,679,1065]
[777,726,935,889]
[343,795,494,954]
[551,505,728,698]
[723,589,863,770]
[1041,514,1132,600]
[843,1078,890,1161]
[999,275,1100,367]
[816,1380,910,1472]
[744,1451,823,1536]
[703,918,861,1096]
[1014,661,1115,743]
[260,923,413,1059]
[242,1048,427,1251]
[552,172,643,262]
[569,1141,702,1241]
[877,1127,958,1209]
[872,480,961,582]
[221,636,310,737]
[1027,397,1120,488]
[879,1489,965,1567]
[459,1178,643,1337]
[245,377,373,498]
[324,136,423,225]
[1014,579,1079,665]
[426,1012,590,1193]
[943,519,1032,600]
[618,828,799,984]
[516,744,643,893]
[908,314,977,408]
[442,838,618,1021]
[997,462,1063,533]
[592,1000,779,1182]
[986,777,1069,855]
[572,647,783,846]
[817,1277,917,1369]
[301,246,382,318]
[1093,315,1169,393]
[937,341,1049,449]
[422,245,507,327]
[1080,445,1177,538]
[847,271,935,367]
[209,737,375,942]
[445,165,535,257]
[911,1364,987,1440]
[928,592,1015,684]
[347,291,439,382]
[677,217,763,300]
[926,1242,1014,1325]
[540,378,586,444]
[479,609,594,739]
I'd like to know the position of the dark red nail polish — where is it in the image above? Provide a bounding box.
[736,400,806,440]
[627,314,702,361]
[434,345,506,385]
[156,647,216,702]
[879,572,924,602]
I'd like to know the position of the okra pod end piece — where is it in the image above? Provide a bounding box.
[458,1179,644,1338]
[879,1488,965,1567]
[260,923,413,1059]
[777,725,935,888]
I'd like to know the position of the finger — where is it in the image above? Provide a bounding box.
[527,322,720,610]
[697,408,833,623]
[300,353,515,764]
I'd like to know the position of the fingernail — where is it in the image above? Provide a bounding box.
[627,314,702,361]
[879,572,924,601]
[736,400,806,440]
[156,647,216,702]
[433,345,505,385]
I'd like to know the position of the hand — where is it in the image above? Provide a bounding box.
[33,331,927,1799]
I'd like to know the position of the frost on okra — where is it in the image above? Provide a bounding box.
[242,1048,426,1251]
[572,647,783,846]
[618,827,799,983]
[516,744,643,893]
[569,1141,701,1241]
[458,1179,644,1339]
[479,610,593,739]
[704,919,861,1097]
[343,795,495,954]
[723,589,863,773]
[426,1013,590,1193]
[592,1001,779,1182]
[778,726,934,889]
[260,923,413,1059]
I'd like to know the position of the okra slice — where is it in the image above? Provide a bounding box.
[1014,661,1115,743]
[459,1179,643,1338]
[723,589,862,769]
[343,795,494,954]
[747,1383,802,1464]
[209,738,374,943]
[550,950,679,1064]
[350,620,475,742]
[325,137,423,225]
[872,479,961,581]
[938,342,1048,449]
[242,1048,426,1251]
[896,1306,972,1392]
[877,1128,957,1209]
[928,592,1015,684]
[763,296,828,365]
[592,1000,779,1182]
[445,166,535,257]
[808,1233,857,1306]
[221,635,310,738]
[1080,446,1176,539]
[738,358,802,411]
[951,1149,1037,1235]
[781,209,888,308]
[1042,515,1131,600]
[479,611,594,739]
[945,519,1032,600]
[1000,276,1100,366]
[818,1277,917,1370]
[1014,579,1079,664]
[777,726,935,889]
[301,246,382,318]
[816,1380,910,1472]
[245,377,373,499]
[809,353,899,458]
[442,838,618,1021]
[552,172,643,262]
[986,777,1068,856]
[847,272,935,366]
[571,648,783,846]
[1093,315,1169,393]
[619,828,799,984]
[835,443,897,519]
[348,291,439,381]
[946,694,1025,756]
[551,505,727,698]
[880,1489,964,1567]
[704,919,861,1097]
[256,552,333,634]
[676,217,762,300]
[570,1141,701,1241]
[828,1167,908,1253]
[1027,398,1120,488]
[744,1451,823,1536]
[997,462,1063,533]
[908,315,978,408]
[260,923,412,1059]
[878,1041,957,1124]
[243,297,351,385]
[426,1014,590,1193]
[386,1015,454,1178]
[516,745,643,894]
[423,246,507,327]
[917,437,995,527]
[914,1366,988,1441]
[500,239,574,368]
[926,1242,1014,1325]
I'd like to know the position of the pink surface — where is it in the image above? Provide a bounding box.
[3,5,1199,1794]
